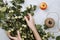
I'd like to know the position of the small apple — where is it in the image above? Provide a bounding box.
[40,2,47,10]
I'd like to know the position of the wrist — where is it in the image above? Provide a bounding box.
[32,28,39,35]
[31,27,37,32]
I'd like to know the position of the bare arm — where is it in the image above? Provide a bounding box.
[32,27,42,40]
[24,14,42,40]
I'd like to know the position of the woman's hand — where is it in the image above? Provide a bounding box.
[7,30,21,40]
[24,13,36,31]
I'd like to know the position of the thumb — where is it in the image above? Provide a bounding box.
[17,30,21,40]
[7,32,16,40]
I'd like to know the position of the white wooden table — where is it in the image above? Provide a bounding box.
[0,0,60,40]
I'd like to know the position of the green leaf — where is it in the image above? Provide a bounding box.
[35,25,42,30]
[0,12,5,20]
[0,2,4,6]
[44,24,49,29]
[0,0,3,2]
[0,7,7,12]
[56,36,60,40]
[13,0,24,4]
